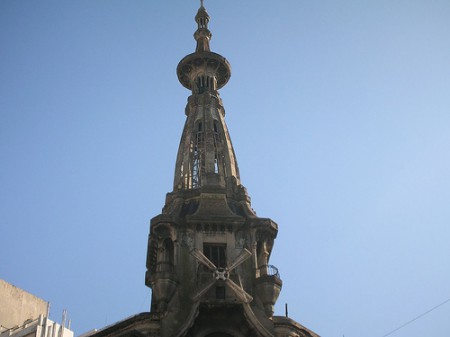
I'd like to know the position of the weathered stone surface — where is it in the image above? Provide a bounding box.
[0,279,49,330]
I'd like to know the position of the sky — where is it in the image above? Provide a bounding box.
[1,1,449,337]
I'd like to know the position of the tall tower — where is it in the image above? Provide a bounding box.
[145,3,320,337]
[86,3,320,337]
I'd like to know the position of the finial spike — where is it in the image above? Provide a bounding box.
[200,0,204,8]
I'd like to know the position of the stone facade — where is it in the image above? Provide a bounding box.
[87,4,320,337]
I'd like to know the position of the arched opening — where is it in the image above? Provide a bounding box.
[157,238,174,272]
[196,76,217,94]
[191,121,204,188]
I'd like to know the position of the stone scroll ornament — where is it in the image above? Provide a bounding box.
[181,231,195,248]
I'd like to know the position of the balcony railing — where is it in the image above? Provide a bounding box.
[257,265,280,278]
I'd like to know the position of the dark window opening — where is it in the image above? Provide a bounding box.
[203,243,226,268]
[196,76,216,93]
[216,286,225,299]
[191,122,204,188]
[205,333,234,337]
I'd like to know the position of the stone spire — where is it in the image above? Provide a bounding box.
[194,1,211,52]
[174,2,244,202]
[81,4,320,337]
[143,4,320,337]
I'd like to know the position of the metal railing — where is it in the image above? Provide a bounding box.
[257,265,280,278]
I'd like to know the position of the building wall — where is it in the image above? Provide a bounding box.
[0,315,74,337]
[0,279,49,331]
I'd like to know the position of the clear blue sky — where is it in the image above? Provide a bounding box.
[1,1,449,337]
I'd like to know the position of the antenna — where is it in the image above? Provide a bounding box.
[285,303,289,317]
[61,309,67,328]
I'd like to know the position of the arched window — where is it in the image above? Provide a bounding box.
[192,122,204,188]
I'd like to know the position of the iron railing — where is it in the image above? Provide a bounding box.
[257,265,280,278]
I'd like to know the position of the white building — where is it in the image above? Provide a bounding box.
[0,280,73,337]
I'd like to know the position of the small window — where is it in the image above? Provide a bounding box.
[216,286,225,299]
[203,243,226,268]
